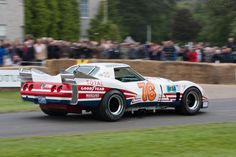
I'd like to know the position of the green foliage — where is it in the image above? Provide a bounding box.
[88,1,121,42]
[89,21,121,42]
[26,0,50,38]
[58,0,80,41]
[1,123,236,157]
[89,0,176,42]
[199,0,236,44]
[24,0,33,36]
[0,92,38,113]
[46,0,60,39]
[24,0,80,41]
[172,8,201,42]
[109,0,176,42]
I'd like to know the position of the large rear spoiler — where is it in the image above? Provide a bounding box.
[19,68,97,85]
[19,68,33,85]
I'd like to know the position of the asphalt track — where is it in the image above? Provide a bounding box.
[0,97,236,137]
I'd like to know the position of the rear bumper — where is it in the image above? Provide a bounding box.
[20,82,73,105]
[21,95,71,105]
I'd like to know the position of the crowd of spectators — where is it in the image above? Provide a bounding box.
[1,36,236,67]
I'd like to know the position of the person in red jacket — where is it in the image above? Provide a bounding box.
[187,48,198,62]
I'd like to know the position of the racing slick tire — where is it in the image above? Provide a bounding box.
[178,87,202,115]
[98,90,126,121]
[40,105,68,116]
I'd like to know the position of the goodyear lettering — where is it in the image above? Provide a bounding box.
[80,86,105,91]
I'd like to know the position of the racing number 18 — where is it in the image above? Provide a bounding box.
[138,82,156,101]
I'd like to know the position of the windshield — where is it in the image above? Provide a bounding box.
[114,67,145,82]
[65,65,98,75]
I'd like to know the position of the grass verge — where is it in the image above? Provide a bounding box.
[0,92,38,113]
[0,123,236,157]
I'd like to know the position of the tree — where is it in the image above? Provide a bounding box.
[199,0,236,44]
[24,0,80,41]
[58,0,80,41]
[89,21,121,42]
[46,0,60,39]
[88,1,121,42]
[30,0,50,38]
[108,0,176,42]
[24,0,33,36]
[172,8,201,42]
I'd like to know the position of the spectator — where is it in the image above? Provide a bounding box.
[137,44,148,59]
[232,50,236,63]
[180,46,189,61]
[187,48,198,62]
[47,39,60,59]
[118,43,130,59]
[227,38,236,52]
[195,43,204,62]
[106,43,121,59]
[162,41,177,61]
[76,42,93,59]
[221,47,232,63]
[2,36,236,66]
[149,44,162,60]
[127,43,139,59]
[211,48,222,63]
[0,41,5,66]
[34,39,47,62]
[203,47,214,62]
[22,40,35,65]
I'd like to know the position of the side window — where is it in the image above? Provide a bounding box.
[65,66,78,74]
[65,66,98,76]
[114,68,144,82]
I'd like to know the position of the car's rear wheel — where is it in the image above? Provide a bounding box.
[98,90,126,121]
[177,87,202,115]
[40,105,68,116]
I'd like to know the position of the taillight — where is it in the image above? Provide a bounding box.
[57,85,63,92]
[51,85,57,92]
[28,84,34,91]
[23,84,28,91]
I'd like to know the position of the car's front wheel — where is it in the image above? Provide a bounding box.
[98,90,126,121]
[40,105,68,116]
[178,87,202,115]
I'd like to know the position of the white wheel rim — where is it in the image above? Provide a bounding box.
[108,95,124,116]
[186,91,200,110]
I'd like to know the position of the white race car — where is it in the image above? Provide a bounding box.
[20,63,208,121]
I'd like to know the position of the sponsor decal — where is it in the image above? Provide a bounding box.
[167,85,176,92]
[86,80,103,86]
[85,94,100,98]
[80,86,105,91]
[98,72,111,78]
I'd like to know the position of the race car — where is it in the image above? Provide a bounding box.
[20,63,208,121]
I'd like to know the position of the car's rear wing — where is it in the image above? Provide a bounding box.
[19,68,97,85]
[19,68,33,85]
